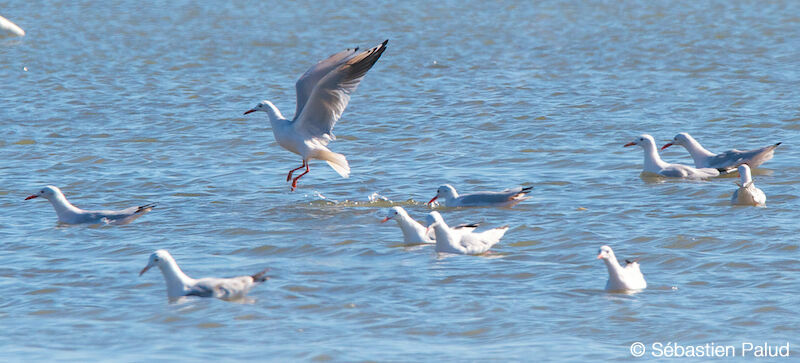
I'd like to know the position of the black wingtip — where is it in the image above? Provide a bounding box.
[382,39,389,46]
[775,142,782,147]
[521,186,533,193]
[136,203,157,213]
[251,269,270,283]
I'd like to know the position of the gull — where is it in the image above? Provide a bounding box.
[25,185,155,225]
[427,184,532,208]
[425,211,508,255]
[139,250,268,301]
[244,39,389,191]
[624,134,724,178]
[731,164,766,206]
[381,206,478,244]
[661,132,780,169]
[597,245,646,291]
[0,15,25,37]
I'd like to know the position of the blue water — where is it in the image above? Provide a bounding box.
[2,1,799,361]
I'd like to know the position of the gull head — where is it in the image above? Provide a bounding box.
[661,132,691,150]
[738,164,753,185]
[624,134,655,149]
[425,211,444,229]
[596,245,616,260]
[428,184,457,204]
[139,249,173,276]
[25,185,62,201]
[381,206,405,223]
[243,100,275,115]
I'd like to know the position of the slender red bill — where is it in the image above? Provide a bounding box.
[623,142,636,147]
[139,265,152,276]
[25,195,38,200]
[243,109,256,115]
[381,217,390,223]
[660,142,673,150]
[427,196,438,204]
[596,253,603,259]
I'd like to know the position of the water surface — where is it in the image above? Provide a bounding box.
[2,1,799,361]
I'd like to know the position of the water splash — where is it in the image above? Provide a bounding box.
[368,192,389,202]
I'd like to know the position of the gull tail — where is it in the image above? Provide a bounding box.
[136,203,157,214]
[251,269,270,283]
[317,150,350,178]
[480,225,509,244]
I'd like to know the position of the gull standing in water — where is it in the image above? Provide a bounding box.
[661,132,780,169]
[427,184,532,208]
[25,185,155,225]
[425,211,507,255]
[596,245,646,292]
[381,206,478,244]
[731,164,766,206]
[244,40,389,191]
[624,134,724,178]
[139,250,268,302]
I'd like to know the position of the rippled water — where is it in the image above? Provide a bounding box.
[2,1,799,361]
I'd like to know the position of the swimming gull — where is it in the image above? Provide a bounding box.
[25,185,155,225]
[139,250,268,301]
[597,245,646,292]
[382,206,478,244]
[425,211,508,255]
[427,184,532,208]
[731,164,766,206]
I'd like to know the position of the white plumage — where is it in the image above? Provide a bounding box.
[382,206,478,244]
[597,245,646,292]
[425,211,507,255]
[731,164,766,206]
[0,15,25,37]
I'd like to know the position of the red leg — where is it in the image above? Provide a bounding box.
[286,161,307,181]
[290,163,310,191]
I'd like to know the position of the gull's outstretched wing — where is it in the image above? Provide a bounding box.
[294,47,361,119]
[292,40,388,143]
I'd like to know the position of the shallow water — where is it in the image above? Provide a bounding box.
[2,1,799,361]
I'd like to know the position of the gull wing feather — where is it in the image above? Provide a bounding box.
[456,186,532,206]
[706,143,780,169]
[185,283,215,298]
[294,47,361,119]
[292,40,388,143]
